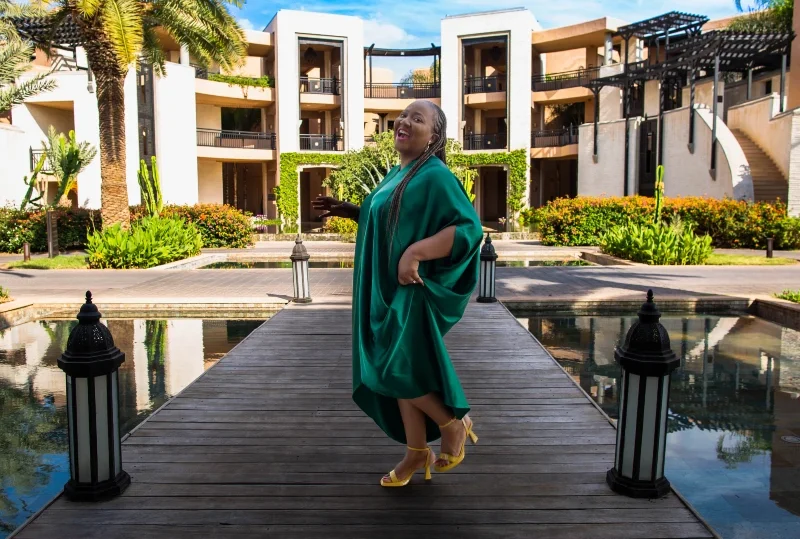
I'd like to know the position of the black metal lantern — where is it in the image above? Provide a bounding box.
[477,234,498,303]
[290,235,312,303]
[57,292,130,501]
[607,290,680,499]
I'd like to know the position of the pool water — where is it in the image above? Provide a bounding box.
[0,318,266,537]
[516,312,800,539]
[200,259,590,269]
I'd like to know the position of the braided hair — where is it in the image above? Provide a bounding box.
[386,101,448,255]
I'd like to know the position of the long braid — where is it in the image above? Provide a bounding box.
[386,103,448,257]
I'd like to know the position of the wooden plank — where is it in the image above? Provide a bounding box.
[15,301,714,539]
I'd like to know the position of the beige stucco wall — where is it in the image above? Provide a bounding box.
[577,118,639,196]
[661,106,752,201]
[789,7,800,110]
[681,78,724,112]
[197,159,223,204]
[644,80,659,117]
[196,104,222,130]
[728,94,791,179]
[544,49,591,73]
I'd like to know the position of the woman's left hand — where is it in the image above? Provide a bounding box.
[398,247,424,286]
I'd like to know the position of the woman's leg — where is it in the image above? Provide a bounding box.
[408,394,472,468]
[382,399,433,482]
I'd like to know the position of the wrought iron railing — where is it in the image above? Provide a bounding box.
[531,66,601,92]
[191,64,209,79]
[464,75,506,95]
[300,77,340,95]
[299,134,343,151]
[531,127,579,148]
[464,132,507,151]
[626,60,648,72]
[196,129,276,150]
[29,148,52,173]
[364,135,377,145]
[364,83,440,99]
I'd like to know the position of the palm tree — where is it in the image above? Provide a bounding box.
[41,0,247,227]
[0,1,56,114]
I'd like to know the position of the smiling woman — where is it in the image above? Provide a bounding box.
[314,100,484,488]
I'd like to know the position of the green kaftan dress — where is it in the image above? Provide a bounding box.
[351,156,484,444]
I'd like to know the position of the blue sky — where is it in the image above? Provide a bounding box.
[231,0,746,79]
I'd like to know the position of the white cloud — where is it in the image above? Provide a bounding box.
[363,19,419,48]
[238,18,256,31]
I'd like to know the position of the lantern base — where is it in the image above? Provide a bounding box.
[606,468,671,499]
[292,297,313,304]
[64,470,131,502]
[477,296,498,303]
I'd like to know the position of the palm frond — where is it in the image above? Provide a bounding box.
[153,0,246,72]
[100,0,144,69]
[0,71,57,112]
[141,24,167,76]
[76,0,104,17]
[0,40,35,84]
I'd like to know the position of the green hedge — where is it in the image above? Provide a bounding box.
[276,153,344,226]
[448,149,529,214]
[131,204,253,248]
[207,74,274,88]
[537,196,799,249]
[0,208,100,253]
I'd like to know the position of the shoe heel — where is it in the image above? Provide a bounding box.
[468,428,478,445]
[424,463,432,481]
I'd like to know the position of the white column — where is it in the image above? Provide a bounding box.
[124,67,140,206]
[165,320,205,396]
[179,45,190,66]
[604,32,613,66]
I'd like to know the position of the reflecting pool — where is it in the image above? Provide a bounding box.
[200,259,590,269]
[516,312,800,539]
[0,318,266,537]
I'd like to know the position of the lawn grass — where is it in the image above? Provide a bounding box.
[705,253,797,266]
[0,286,10,303]
[775,290,800,303]
[8,254,89,270]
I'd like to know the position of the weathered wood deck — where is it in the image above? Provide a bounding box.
[17,301,714,538]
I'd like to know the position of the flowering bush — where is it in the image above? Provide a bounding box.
[0,207,100,253]
[538,196,799,249]
[323,216,358,238]
[131,204,253,248]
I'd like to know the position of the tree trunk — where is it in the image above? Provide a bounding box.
[95,70,131,229]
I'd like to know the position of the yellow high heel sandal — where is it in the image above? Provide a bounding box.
[434,417,478,473]
[380,446,433,487]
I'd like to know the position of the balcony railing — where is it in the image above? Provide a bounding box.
[464,133,507,151]
[531,67,601,92]
[464,75,506,95]
[300,77,340,95]
[197,128,276,150]
[29,148,52,173]
[364,83,440,99]
[300,134,343,151]
[531,127,579,148]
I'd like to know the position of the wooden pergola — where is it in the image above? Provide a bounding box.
[586,14,793,192]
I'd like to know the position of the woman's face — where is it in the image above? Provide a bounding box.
[394,101,437,157]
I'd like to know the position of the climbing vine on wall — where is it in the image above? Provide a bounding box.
[276,153,344,226]
[276,147,529,224]
[448,149,529,214]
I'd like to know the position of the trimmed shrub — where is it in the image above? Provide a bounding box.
[0,207,99,253]
[131,204,253,248]
[323,216,358,236]
[87,217,202,269]
[601,220,713,265]
[538,196,799,249]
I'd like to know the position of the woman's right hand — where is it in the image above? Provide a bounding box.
[313,196,358,220]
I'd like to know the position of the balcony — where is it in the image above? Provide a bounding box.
[300,77,340,95]
[464,133,507,151]
[300,134,343,152]
[530,127,579,159]
[464,75,506,95]
[531,67,601,92]
[364,83,440,99]
[29,148,52,173]
[192,66,275,106]
[196,129,277,161]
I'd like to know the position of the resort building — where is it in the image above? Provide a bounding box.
[1,7,797,230]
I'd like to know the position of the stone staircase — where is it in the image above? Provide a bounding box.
[730,129,788,203]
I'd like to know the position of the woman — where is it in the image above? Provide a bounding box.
[313,100,483,487]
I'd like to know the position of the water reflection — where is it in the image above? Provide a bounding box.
[519,312,800,539]
[0,318,266,537]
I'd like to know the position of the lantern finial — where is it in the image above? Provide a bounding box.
[77,290,101,325]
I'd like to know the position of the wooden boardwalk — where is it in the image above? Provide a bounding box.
[17,301,714,538]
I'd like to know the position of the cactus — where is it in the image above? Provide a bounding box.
[19,152,47,210]
[654,164,665,225]
[138,156,163,218]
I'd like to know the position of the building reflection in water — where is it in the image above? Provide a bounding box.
[0,317,266,538]
[520,312,800,538]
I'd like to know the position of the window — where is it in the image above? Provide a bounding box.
[765,80,773,95]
